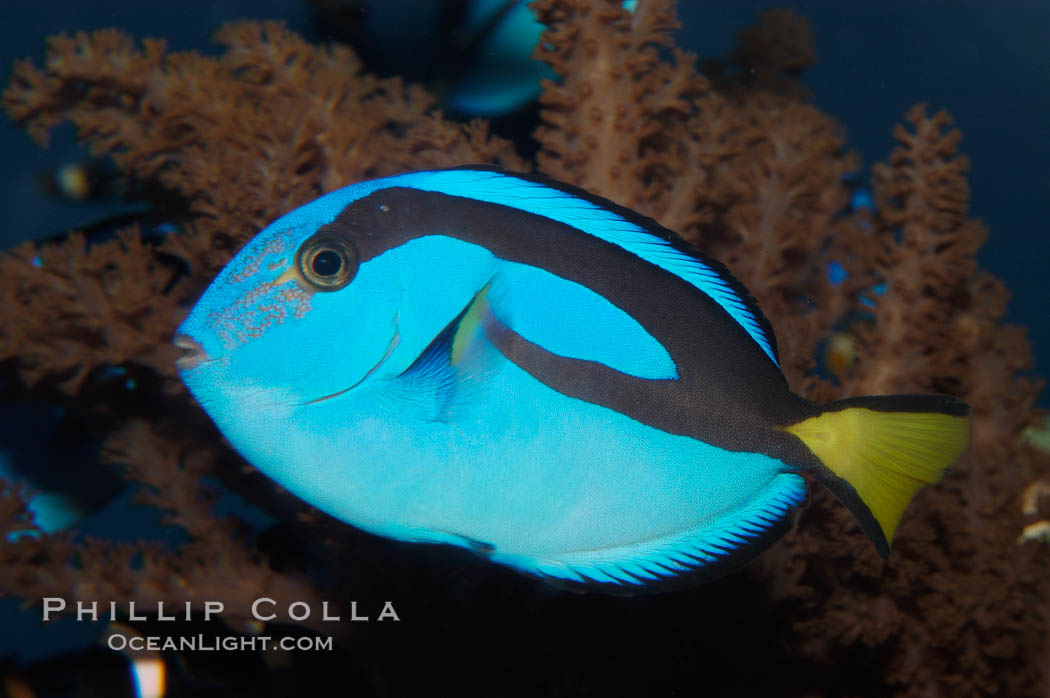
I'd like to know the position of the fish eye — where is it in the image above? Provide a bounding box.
[295,235,357,291]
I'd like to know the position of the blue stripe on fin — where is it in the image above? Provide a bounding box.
[492,473,807,590]
[383,168,781,368]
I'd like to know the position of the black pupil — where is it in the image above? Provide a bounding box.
[311,249,342,277]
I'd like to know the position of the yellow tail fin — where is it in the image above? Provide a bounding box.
[784,395,970,554]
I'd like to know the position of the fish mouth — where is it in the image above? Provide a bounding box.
[174,334,214,371]
[299,320,401,406]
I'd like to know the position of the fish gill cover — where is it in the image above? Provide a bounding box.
[0,2,1047,696]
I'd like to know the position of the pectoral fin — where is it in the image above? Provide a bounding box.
[390,283,500,422]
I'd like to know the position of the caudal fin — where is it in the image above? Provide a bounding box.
[783,394,970,557]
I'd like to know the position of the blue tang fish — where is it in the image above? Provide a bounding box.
[174,167,970,590]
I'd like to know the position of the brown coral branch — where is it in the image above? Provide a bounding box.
[531,3,866,391]
[0,20,527,644]
[0,226,183,393]
[531,0,709,209]
[774,104,1050,698]
[1,21,524,397]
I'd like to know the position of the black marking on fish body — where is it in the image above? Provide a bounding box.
[317,182,820,460]
[464,537,496,555]
[448,164,782,366]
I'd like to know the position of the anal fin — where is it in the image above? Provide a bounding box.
[492,473,808,593]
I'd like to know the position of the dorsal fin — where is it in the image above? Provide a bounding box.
[382,167,781,368]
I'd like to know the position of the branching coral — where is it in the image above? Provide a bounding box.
[2,21,524,395]
[1,1,1047,696]
[530,1,869,390]
[762,105,1050,698]
[0,227,183,393]
[0,17,522,649]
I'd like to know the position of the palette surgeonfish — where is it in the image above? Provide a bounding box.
[174,167,970,591]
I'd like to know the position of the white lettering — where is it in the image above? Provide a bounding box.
[350,601,369,622]
[378,602,400,622]
[252,597,276,621]
[42,597,65,621]
[288,601,310,621]
[203,601,224,621]
[76,601,98,622]
[128,601,146,621]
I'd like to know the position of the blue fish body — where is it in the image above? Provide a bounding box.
[444,0,554,116]
[175,167,970,590]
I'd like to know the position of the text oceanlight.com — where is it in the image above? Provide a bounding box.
[107,633,335,652]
